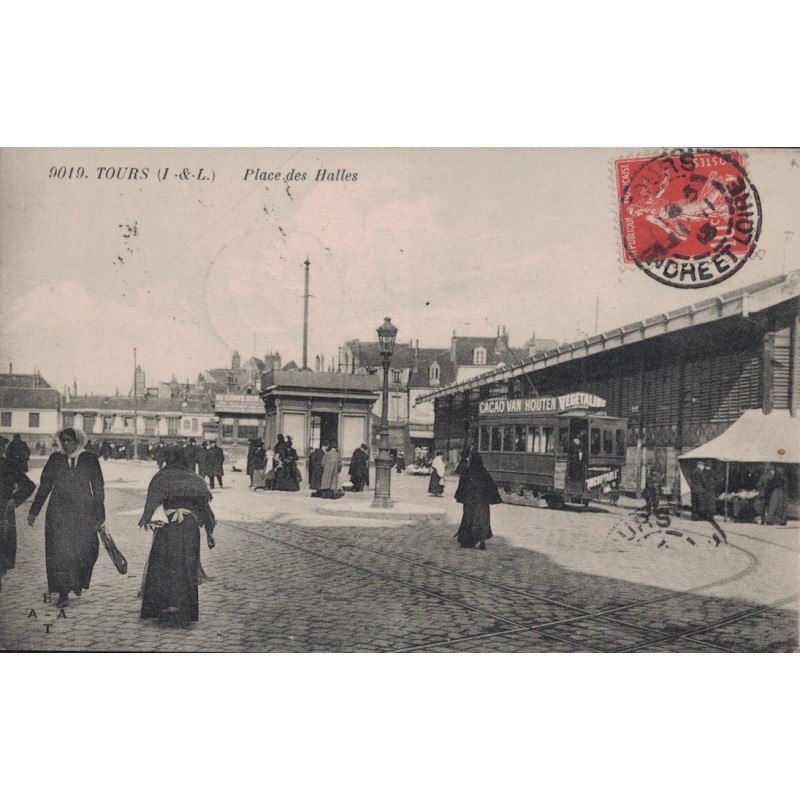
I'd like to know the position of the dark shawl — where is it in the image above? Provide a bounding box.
[139,464,214,528]
[454,452,502,506]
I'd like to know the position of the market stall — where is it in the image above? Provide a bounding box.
[678,409,800,522]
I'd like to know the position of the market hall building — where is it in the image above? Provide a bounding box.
[419,270,800,509]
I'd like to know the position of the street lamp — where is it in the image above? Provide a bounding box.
[372,316,398,508]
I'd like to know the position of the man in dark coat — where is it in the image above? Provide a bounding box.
[246,438,258,486]
[154,439,166,468]
[6,434,31,473]
[690,460,726,544]
[251,440,267,490]
[0,436,36,591]
[308,444,325,496]
[765,467,789,526]
[690,461,710,520]
[100,440,112,460]
[348,444,369,492]
[206,443,225,489]
[643,466,663,517]
[184,438,199,473]
[755,467,773,524]
[197,441,209,478]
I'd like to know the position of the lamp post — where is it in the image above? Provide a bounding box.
[372,316,398,508]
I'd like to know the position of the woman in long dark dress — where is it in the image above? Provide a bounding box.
[428,451,446,497]
[27,428,106,608]
[454,446,502,550]
[138,445,216,625]
[348,444,369,492]
[0,436,36,592]
[276,436,301,491]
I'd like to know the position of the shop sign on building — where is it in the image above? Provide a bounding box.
[214,394,265,414]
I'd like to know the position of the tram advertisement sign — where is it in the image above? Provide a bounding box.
[478,393,607,415]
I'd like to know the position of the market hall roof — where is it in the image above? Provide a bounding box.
[416,269,800,404]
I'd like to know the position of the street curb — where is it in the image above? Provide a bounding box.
[314,504,448,523]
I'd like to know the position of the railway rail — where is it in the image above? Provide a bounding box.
[117,485,797,653]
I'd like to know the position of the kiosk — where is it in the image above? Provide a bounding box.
[260,371,380,463]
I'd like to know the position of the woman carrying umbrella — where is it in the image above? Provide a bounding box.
[27,428,106,608]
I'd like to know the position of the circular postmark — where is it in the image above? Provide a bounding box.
[615,149,762,288]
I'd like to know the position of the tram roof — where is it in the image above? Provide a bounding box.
[416,269,800,404]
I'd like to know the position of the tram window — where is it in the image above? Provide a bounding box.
[603,429,614,454]
[541,426,555,453]
[590,428,601,455]
[513,426,526,452]
[502,427,513,451]
[491,427,502,452]
[558,427,570,454]
[526,427,536,452]
[616,429,626,455]
[479,427,490,452]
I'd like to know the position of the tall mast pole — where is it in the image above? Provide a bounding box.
[302,256,310,370]
[133,347,139,458]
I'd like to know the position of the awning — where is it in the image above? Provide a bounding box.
[678,409,800,464]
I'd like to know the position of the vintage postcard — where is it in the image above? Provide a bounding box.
[1,147,798,653]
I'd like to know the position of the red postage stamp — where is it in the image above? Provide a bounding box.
[615,149,762,288]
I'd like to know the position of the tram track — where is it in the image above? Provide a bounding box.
[250,520,776,653]
[116,485,795,652]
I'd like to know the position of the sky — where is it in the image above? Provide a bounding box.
[1,147,798,395]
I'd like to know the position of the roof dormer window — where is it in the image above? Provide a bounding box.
[473,346,487,366]
[429,362,440,385]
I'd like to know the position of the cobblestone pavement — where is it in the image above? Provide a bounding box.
[1,464,797,652]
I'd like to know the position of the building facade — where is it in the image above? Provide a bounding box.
[338,331,545,462]
[203,350,282,396]
[214,394,266,442]
[338,340,451,459]
[0,372,60,449]
[61,395,216,446]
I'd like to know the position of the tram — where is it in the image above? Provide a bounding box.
[471,392,627,508]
